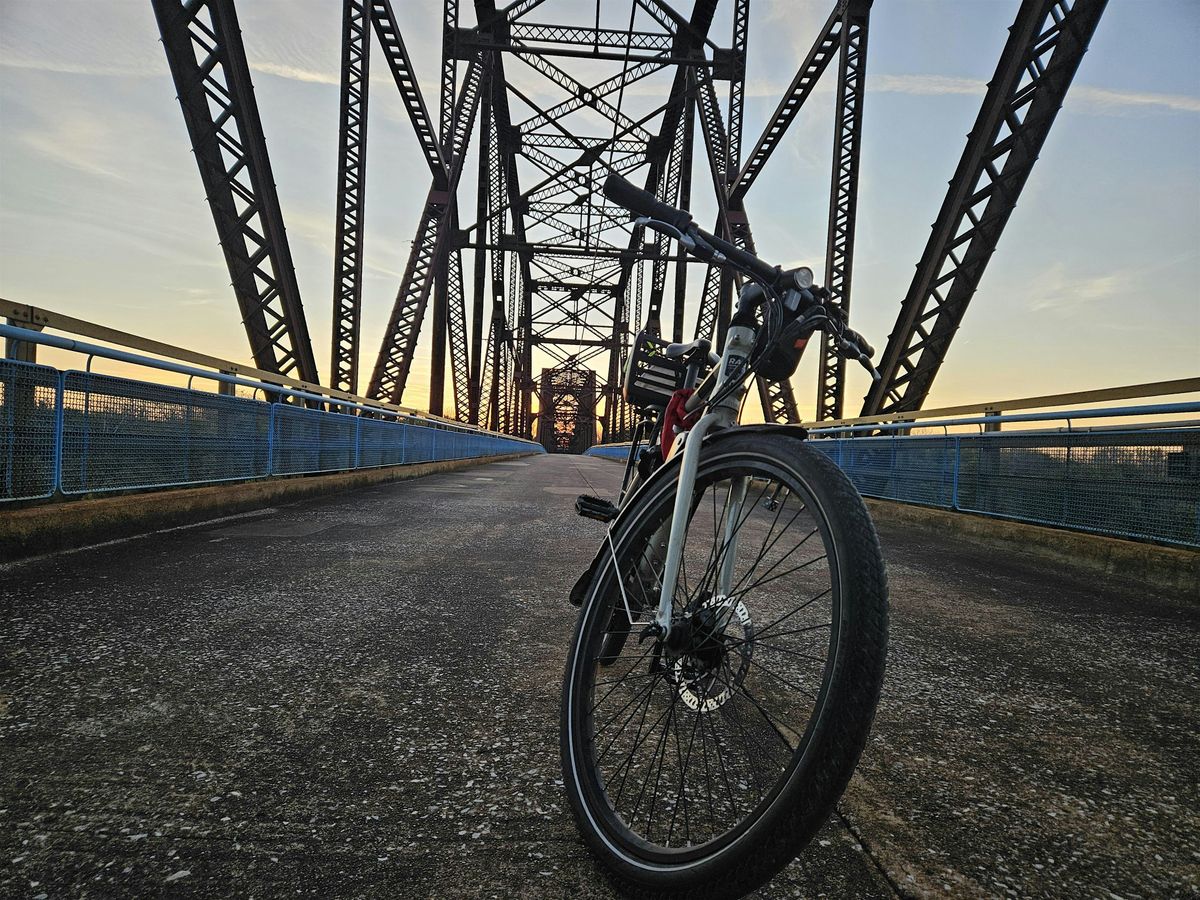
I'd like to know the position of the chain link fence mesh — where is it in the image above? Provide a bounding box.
[1,360,60,501]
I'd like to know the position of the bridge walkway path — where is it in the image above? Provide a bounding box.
[1,455,1196,898]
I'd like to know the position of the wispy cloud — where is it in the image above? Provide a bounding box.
[869,74,1200,116]
[22,127,129,182]
[250,61,338,86]
[0,51,342,89]
[742,71,1200,116]
[1026,263,1130,315]
[0,57,160,78]
[1073,85,1200,115]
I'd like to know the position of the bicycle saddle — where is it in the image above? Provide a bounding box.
[664,339,703,359]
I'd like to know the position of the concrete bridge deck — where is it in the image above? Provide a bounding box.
[1,455,1196,898]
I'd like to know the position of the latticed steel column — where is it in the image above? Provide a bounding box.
[367,52,483,406]
[695,67,800,423]
[331,0,371,395]
[731,2,843,201]
[726,0,750,174]
[816,0,870,421]
[468,65,492,424]
[672,91,696,343]
[152,0,319,384]
[864,0,1108,417]
[436,231,472,420]
[600,0,719,440]
[647,102,695,337]
[367,190,449,403]
[370,0,447,185]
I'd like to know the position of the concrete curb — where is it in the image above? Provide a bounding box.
[0,453,538,563]
[864,499,1200,596]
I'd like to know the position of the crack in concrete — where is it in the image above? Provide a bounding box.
[835,807,908,899]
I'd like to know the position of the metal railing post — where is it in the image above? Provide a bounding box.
[1060,440,1072,529]
[53,371,65,496]
[183,389,193,484]
[354,414,362,469]
[267,403,277,476]
[79,375,92,491]
[951,435,960,510]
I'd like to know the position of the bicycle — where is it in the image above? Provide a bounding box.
[559,172,890,899]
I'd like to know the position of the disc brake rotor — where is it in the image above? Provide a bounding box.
[673,597,754,712]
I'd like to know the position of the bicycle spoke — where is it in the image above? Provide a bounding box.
[612,674,666,807]
[731,552,827,602]
[740,652,820,703]
[739,641,828,665]
[590,640,658,712]
[632,688,680,834]
[593,673,663,755]
[733,679,799,753]
[687,478,774,609]
[726,524,819,600]
[724,505,811,600]
[572,449,867,859]
[735,587,831,642]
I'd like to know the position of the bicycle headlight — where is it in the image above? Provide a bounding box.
[789,267,814,290]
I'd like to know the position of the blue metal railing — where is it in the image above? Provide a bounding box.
[2,355,542,503]
[585,408,1200,548]
[584,444,632,462]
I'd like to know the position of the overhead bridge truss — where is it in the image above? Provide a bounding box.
[155,0,1107,443]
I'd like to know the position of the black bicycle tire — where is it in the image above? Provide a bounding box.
[560,433,889,899]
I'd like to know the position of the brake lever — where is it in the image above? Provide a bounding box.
[633,216,696,251]
[838,337,882,383]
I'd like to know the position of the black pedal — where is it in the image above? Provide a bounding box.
[576,494,619,523]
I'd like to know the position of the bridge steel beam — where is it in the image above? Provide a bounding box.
[370,0,448,186]
[726,0,750,176]
[478,0,537,437]
[330,0,371,396]
[730,2,843,202]
[599,0,720,440]
[816,0,871,421]
[461,0,720,442]
[152,0,320,384]
[695,66,800,424]
[863,0,1108,418]
[467,67,492,424]
[366,55,483,406]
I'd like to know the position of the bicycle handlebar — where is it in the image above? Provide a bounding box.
[603,173,779,286]
[603,171,880,383]
[603,172,694,234]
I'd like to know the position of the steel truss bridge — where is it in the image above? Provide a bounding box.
[149,0,1107,451]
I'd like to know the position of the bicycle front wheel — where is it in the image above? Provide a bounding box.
[561,432,888,899]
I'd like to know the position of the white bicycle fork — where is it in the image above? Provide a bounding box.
[653,323,756,636]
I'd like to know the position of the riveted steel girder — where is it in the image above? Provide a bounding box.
[331,0,371,396]
[816,0,871,421]
[694,66,800,423]
[863,0,1108,417]
[367,55,484,404]
[370,0,448,184]
[152,0,319,384]
[731,2,843,201]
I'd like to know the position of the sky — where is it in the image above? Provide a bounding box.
[1,0,1198,424]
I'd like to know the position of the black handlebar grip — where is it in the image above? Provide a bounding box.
[844,328,875,359]
[603,172,693,233]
